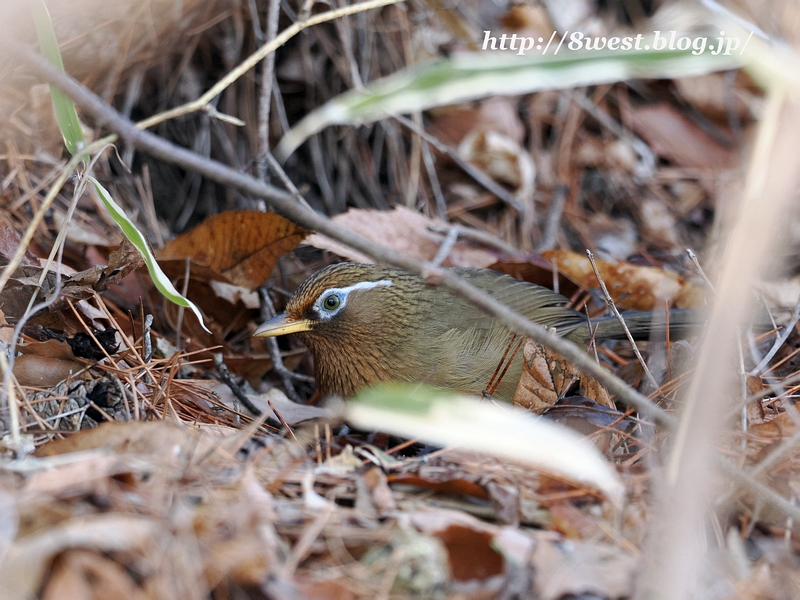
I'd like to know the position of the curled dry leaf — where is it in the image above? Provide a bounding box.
[512,338,612,411]
[542,249,704,310]
[159,211,308,291]
[13,354,83,388]
[429,97,526,147]
[304,206,498,268]
[13,339,86,387]
[0,239,144,320]
[458,128,536,202]
[17,339,75,360]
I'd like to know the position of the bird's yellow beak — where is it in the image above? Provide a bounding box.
[253,313,312,337]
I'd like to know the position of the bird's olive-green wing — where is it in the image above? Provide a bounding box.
[452,268,585,334]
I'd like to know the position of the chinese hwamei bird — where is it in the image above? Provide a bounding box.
[254,263,698,402]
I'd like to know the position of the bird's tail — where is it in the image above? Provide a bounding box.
[567,309,705,343]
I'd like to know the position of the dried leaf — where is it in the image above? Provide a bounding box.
[304,206,498,268]
[0,240,143,319]
[17,339,75,360]
[674,72,757,121]
[205,383,332,424]
[0,227,39,266]
[1,515,162,600]
[629,103,736,169]
[542,249,704,310]
[532,536,635,599]
[362,466,396,516]
[13,354,84,387]
[408,510,503,581]
[159,211,307,291]
[513,338,612,411]
[155,261,253,346]
[429,97,526,147]
[458,129,535,198]
[295,580,357,600]
[387,473,490,501]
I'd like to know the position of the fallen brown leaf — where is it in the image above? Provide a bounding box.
[512,338,612,411]
[159,211,307,291]
[629,103,736,169]
[304,206,498,268]
[542,249,704,310]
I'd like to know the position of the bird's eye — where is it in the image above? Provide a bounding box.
[321,293,341,311]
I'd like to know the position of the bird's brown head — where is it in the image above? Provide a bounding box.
[254,263,425,396]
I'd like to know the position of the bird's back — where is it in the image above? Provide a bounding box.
[412,269,587,401]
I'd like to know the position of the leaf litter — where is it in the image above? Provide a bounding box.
[3,0,800,597]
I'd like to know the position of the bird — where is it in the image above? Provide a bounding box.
[254,262,699,402]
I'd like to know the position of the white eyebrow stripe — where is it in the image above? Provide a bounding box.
[313,279,393,318]
[334,279,393,295]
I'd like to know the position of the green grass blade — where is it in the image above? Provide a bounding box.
[31,0,86,158]
[276,42,742,160]
[90,177,211,333]
[348,383,624,504]
[29,1,211,333]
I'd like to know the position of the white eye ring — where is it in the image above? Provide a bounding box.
[313,280,392,320]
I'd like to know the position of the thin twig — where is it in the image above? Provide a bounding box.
[721,458,800,523]
[587,250,660,391]
[538,184,568,252]
[143,314,154,364]
[213,353,262,416]
[750,294,800,376]
[428,227,458,267]
[258,288,310,401]
[264,151,311,209]
[427,223,519,255]
[421,141,446,220]
[256,0,281,180]
[394,114,523,212]
[686,248,716,293]
[267,399,299,443]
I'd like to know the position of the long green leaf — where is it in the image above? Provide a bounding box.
[90,178,211,333]
[31,0,86,158]
[32,1,210,332]
[347,384,623,504]
[276,42,742,160]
